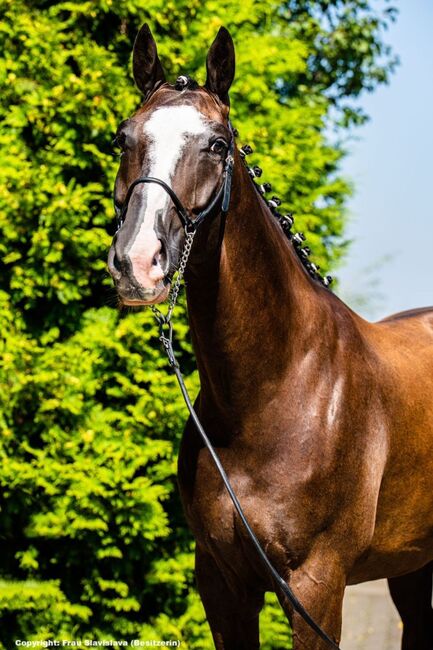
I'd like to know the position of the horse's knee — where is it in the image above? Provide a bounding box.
[279,557,346,649]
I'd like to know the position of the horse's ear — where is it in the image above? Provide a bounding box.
[205,27,235,106]
[133,23,166,100]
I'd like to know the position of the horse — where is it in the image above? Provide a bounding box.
[108,24,433,649]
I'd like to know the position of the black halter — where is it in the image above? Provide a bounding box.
[115,127,235,234]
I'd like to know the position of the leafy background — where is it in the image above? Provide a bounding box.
[0,0,397,647]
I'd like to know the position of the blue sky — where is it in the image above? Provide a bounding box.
[336,0,433,320]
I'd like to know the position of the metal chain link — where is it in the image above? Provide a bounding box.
[150,227,196,327]
[166,228,196,321]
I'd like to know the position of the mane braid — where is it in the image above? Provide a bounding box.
[236,134,333,289]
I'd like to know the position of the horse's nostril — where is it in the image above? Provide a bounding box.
[152,240,166,270]
[108,245,122,281]
[113,253,122,273]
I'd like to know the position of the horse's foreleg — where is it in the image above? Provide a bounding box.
[277,554,345,650]
[388,560,433,650]
[195,545,264,650]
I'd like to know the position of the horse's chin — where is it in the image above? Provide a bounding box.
[119,284,170,307]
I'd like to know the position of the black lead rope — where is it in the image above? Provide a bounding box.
[156,319,341,650]
[115,122,340,648]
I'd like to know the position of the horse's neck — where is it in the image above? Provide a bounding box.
[185,155,338,425]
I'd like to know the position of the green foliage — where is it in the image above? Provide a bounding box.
[0,0,396,646]
[0,302,201,644]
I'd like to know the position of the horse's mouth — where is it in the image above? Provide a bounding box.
[118,282,170,306]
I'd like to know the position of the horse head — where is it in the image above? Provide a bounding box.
[108,24,235,305]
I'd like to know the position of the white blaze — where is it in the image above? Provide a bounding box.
[128,105,208,263]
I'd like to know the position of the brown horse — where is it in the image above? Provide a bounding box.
[108,24,433,650]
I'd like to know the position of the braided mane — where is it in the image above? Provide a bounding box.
[237,138,333,288]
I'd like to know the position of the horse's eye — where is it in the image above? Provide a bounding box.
[210,139,227,155]
[113,132,127,152]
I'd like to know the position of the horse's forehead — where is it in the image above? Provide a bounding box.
[135,86,227,130]
[143,105,209,141]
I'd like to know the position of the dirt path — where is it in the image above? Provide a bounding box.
[340,580,402,649]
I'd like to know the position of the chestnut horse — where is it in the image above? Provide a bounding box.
[108,24,433,649]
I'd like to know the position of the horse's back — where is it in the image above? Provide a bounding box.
[372,305,433,351]
[378,305,433,324]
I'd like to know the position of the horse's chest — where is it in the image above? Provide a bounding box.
[189,448,250,547]
[185,447,313,569]
[188,449,266,549]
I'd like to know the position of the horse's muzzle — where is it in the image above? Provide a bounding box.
[108,227,171,300]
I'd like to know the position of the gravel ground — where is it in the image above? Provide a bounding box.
[340,580,402,650]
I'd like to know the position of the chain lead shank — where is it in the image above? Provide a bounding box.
[150,228,196,368]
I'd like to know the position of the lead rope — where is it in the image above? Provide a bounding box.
[149,227,341,650]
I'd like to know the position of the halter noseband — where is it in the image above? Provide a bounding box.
[115,125,235,234]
